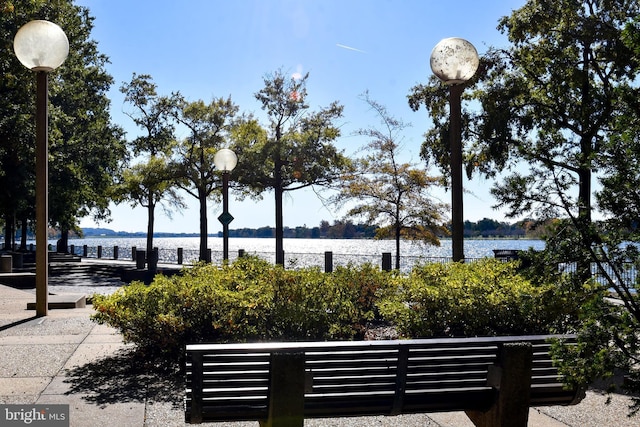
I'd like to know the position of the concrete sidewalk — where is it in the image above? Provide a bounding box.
[0,285,148,426]
[0,274,636,426]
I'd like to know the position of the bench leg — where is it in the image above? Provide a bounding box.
[188,352,204,424]
[260,351,305,427]
[465,342,533,427]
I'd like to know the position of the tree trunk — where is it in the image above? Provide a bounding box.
[147,193,155,256]
[199,189,209,262]
[19,217,27,251]
[3,213,12,250]
[275,159,284,266]
[58,228,69,253]
[395,218,401,270]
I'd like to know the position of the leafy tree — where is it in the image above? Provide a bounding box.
[233,69,348,265]
[0,0,126,250]
[410,0,640,413]
[173,96,239,261]
[118,74,183,257]
[409,0,639,279]
[332,93,447,269]
[114,158,184,257]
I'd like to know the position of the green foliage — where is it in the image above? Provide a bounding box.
[91,257,394,363]
[333,92,447,269]
[376,258,594,338]
[92,257,599,371]
[0,0,127,247]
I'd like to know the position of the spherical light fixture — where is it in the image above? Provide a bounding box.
[430,37,479,85]
[13,20,69,72]
[214,148,238,172]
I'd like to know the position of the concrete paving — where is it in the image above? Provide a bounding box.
[0,261,637,426]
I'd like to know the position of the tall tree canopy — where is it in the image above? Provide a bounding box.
[116,74,183,257]
[333,93,447,269]
[0,0,126,249]
[409,0,639,275]
[173,96,239,261]
[233,69,348,265]
[410,0,640,411]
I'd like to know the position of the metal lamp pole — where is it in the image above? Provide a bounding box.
[214,149,238,263]
[430,37,479,263]
[13,20,69,316]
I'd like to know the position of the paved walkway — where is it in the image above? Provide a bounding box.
[0,263,637,426]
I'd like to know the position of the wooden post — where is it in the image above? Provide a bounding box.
[324,251,333,273]
[113,245,119,260]
[238,249,245,258]
[97,245,102,258]
[382,252,392,271]
[136,250,146,269]
[261,352,305,427]
[82,245,88,257]
[132,246,136,261]
[465,342,533,427]
[177,248,183,264]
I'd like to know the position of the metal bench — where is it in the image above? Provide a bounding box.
[185,335,584,427]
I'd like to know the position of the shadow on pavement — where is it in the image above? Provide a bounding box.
[63,347,183,408]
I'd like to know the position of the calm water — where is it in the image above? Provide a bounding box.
[62,237,544,271]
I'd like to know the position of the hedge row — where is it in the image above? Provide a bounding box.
[91,256,598,363]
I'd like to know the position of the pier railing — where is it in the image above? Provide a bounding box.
[66,243,470,273]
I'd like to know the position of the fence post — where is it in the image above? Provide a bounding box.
[70,244,75,256]
[238,249,245,258]
[382,252,392,271]
[148,247,158,271]
[177,248,183,264]
[325,251,333,273]
[97,245,102,259]
[136,250,146,269]
[206,249,212,263]
[83,245,88,257]
[131,246,136,261]
[113,245,119,260]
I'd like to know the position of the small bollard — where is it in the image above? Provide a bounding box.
[11,252,23,269]
[114,245,119,260]
[382,252,392,271]
[136,250,146,269]
[0,255,12,273]
[325,251,333,273]
[148,248,159,271]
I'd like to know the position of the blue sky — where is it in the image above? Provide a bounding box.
[76,0,526,233]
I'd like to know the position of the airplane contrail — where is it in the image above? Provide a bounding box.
[336,43,366,53]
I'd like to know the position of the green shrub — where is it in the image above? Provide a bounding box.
[91,257,395,362]
[376,258,593,338]
[92,257,597,366]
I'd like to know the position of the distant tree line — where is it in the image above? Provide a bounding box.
[220,218,531,240]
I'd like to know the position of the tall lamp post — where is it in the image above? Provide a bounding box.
[214,148,238,262]
[430,37,479,263]
[13,20,69,317]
